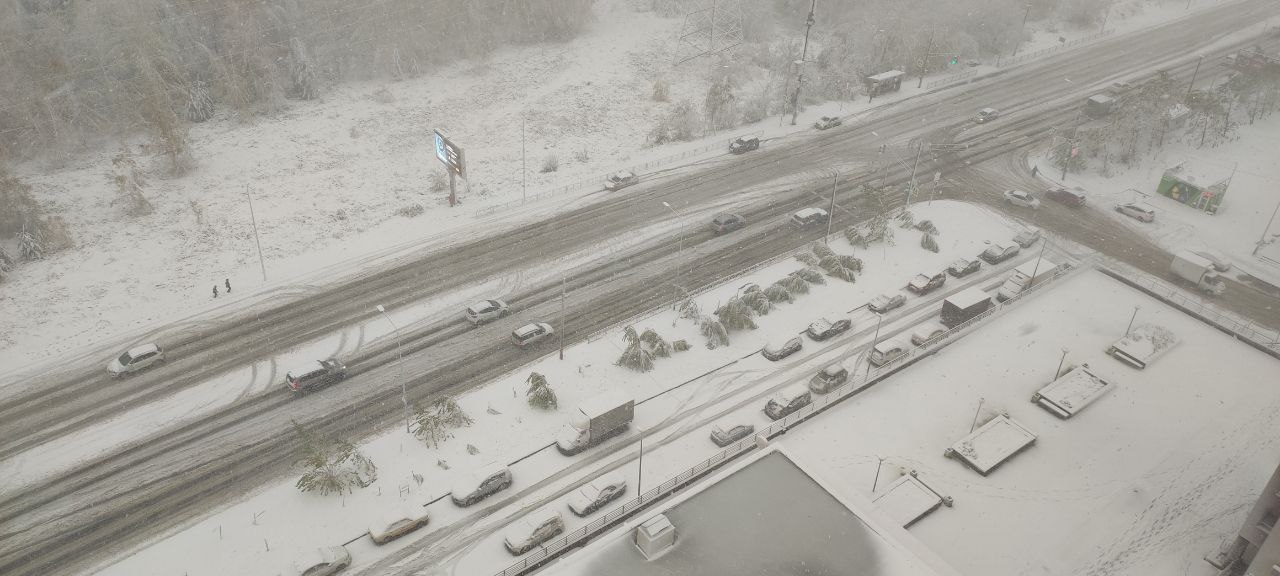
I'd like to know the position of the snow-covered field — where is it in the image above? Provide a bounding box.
[0,0,1239,370]
[90,200,1034,576]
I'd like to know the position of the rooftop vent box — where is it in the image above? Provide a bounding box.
[635,514,676,559]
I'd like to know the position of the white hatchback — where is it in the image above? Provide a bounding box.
[107,343,165,376]
[465,299,509,325]
[1004,189,1040,209]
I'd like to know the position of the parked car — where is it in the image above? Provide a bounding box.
[511,322,554,348]
[503,508,565,555]
[813,116,842,130]
[451,463,513,507]
[292,546,350,576]
[979,241,1020,264]
[710,421,756,447]
[1192,249,1232,272]
[1013,226,1042,248]
[947,257,981,278]
[1003,189,1041,209]
[567,472,627,516]
[907,271,947,295]
[1115,202,1156,222]
[809,364,849,394]
[728,137,760,154]
[869,339,907,367]
[761,336,803,361]
[368,507,431,545]
[805,317,852,341]
[107,343,165,377]
[764,383,813,420]
[868,293,906,313]
[973,107,1000,123]
[465,299,509,325]
[965,59,981,67]
[710,212,746,234]
[286,359,347,393]
[910,322,948,346]
[603,171,639,191]
[1111,80,1134,91]
[791,207,829,228]
[1046,187,1087,207]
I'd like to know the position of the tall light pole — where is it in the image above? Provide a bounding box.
[1253,198,1280,256]
[1125,305,1141,336]
[1011,3,1032,57]
[375,305,410,434]
[870,312,884,353]
[826,170,838,243]
[1055,347,1069,379]
[1186,54,1204,102]
[559,276,567,360]
[662,201,685,289]
[245,188,267,282]
[789,0,817,126]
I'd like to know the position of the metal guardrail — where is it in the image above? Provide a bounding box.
[925,68,980,90]
[474,131,764,218]
[491,262,1077,576]
[997,29,1115,69]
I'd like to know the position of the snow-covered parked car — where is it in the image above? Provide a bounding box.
[980,241,1020,264]
[710,421,755,446]
[813,116,842,130]
[869,339,907,367]
[728,137,760,154]
[451,463,512,507]
[1115,202,1155,222]
[805,317,852,341]
[808,364,849,394]
[567,472,627,516]
[761,336,803,361]
[465,299,509,325]
[947,257,981,278]
[107,343,165,377]
[868,293,906,313]
[503,508,565,555]
[764,383,812,420]
[603,171,639,191]
[910,322,948,346]
[511,322,554,348]
[907,271,947,295]
[291,546,350,576]
[1003,189,1040,209]
[368,506,431,544]
[1013,226,1042,248]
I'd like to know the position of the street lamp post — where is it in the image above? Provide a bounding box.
[1055,347,1069,379]
[870,312,884,352]
[245,188,268,283]
[375,305,410,434]
[1125,305,1141,336]
[826,170,838,243]
[662,201,685,290]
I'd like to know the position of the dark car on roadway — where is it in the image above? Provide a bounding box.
[907,271,947,295]
[805,317,852,341]
[979,241,1020,264]
[808,364,849,394]
[1046,187,1087,207]
[948,257,981,278]
[728,137,760,154]
[286,359,347,393]
[710,213,746,234]
[813,116,842,130]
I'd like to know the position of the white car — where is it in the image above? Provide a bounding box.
[910,322,948,346]
[503,508,565,555]
[868,293,906,313]
[1115,202,1156,222]
[465,299,509,325]
[710,421,756,446]
[1004,189,1040,209]
[567,472,628,516]
[368,506,431,544]
[107,343,165,376]
[1013,226,1042,248]
[451,463,513,507]
[511,322,554,348]
[604,171,639,191]
[292,546,351,576]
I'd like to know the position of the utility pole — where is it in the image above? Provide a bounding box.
[906,142,924,205]
[826,170,838,243]
[559,276,566,360]
[521,115,527,202]
[244,187,267,282]
[1125,305,1141,336]
[1186,54,1203,102]
[916,29,936,88]
[1054,348,1069,379]
[790,0,817,126]
[1012,3,1032,57]
[375,305,410,434]
[1254,197,1280,256]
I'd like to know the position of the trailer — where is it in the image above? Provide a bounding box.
[940,287,993,328]
[1107,324,1180,369]
[555,391,634,455]
[1031,364,1115,419]
[944,414,1036,476]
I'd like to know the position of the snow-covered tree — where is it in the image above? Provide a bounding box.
[794,251,819,267]
[109,150,153,217]
[793,267,826,284]
[914,219,939,236]
[779,274,809,295]
[414,396,472,448]
[740,288,772,315]
[825,263,858,283]
[289,37,318,100]
[293,421,377,495]
[640,328,672,357]
[526,372,558,410]
[715,297,758,331]
[811,241,835,261]
[845,226,869,249]
[763,283,793,303]
[921,231,940,253]
[700,315,730,349]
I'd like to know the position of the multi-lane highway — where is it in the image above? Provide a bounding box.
[2,1,1278,573]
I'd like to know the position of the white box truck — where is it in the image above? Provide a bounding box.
[996,259,1059,301]
[1170,251,1226,296]
[556,391,634,455]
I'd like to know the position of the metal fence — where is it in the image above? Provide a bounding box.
[491,262,1078,576]
[474,131,764,218]
[925,68,980,90]
[997,29,1115,69]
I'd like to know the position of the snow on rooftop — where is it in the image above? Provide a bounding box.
[945,414,1037,476]
[1032,364,1115,419]
[944,286,992,309]
[873,474,945,528]
[1107,324,1181,369]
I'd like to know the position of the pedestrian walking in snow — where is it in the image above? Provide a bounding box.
[225,278,231,293]
[1031,165,1039,177]
[213,285,218,298]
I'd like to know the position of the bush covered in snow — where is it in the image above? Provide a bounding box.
[920,231,939,252]
[293,421,377,495]
[526,372,558,410]
[700,315,730,349]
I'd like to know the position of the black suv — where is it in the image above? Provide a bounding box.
[710,213,746,234]
[286,359,348,392]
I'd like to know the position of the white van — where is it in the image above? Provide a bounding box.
[869,339,907,367]
[791,207,829,228]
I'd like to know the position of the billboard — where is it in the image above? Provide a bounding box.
[433,130,465,177]
[1155,171,1226,214]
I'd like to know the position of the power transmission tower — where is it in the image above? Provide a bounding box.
[673,0,745,65]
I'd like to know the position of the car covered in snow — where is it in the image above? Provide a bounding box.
[567,472,627,516]
[869,339,907,367]
[368,506,431,545]
[979,241,1020,264]
[1115,202,1156,222]
[808,363,849,394]
[291,546,350,576]
[728,137,760,154]
[503,508,565,555]
[973,107,1000,123]
[764,383,813,420]
[604,171,639,191]
[1013,226,1042,248]
[285,359,348,393]
[947,257,981,278]
[107,343,165,377]
[451,463,513,507]
[907,271,947,295]
[910,322,948,346]
[813,116,842,130]
[805,317,852,341]
[1003,189,1040,209]
[511,322,554,348]
[710,421,756,446]
[465,299,509,325]
[761,336,803,361]
[868,293,906,313]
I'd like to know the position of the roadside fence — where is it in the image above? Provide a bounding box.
[925,68,981,90]
[997,29,1115,69]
